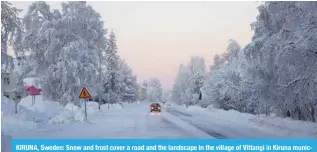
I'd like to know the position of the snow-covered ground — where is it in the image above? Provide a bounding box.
[3,95,316,140]
[1,132,12,152]
[2,96,207,139]
[166,104,317,138]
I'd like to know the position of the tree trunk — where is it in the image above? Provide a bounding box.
[297,107,301,120]
[311,106,315,122]
[286,110,291,117]
[98,98,101,110]
[305,103,316,122]
[15,100,18,114]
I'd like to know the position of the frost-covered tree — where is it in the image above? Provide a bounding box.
[171,57,206,105]
[1,1,23,72]
[200,2,317,122]
[104,30,121,103]
[244,2,317,121]
[172,64,191,104]
[188,56,206,99]
[141,80,148,88]
[22,1,108,104]
[118,58,139,99]
[202,40,251,110]
[163,90,172,102]
[22,1,60,75]
[147,78,163,102]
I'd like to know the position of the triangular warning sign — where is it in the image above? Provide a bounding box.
[79,87,92,99]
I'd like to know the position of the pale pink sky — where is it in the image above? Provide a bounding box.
[11,1,259,89]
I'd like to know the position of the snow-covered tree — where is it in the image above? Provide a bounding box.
[104,30,121,103]
[172,64,191,104]
[244,2,317,121]
[147,78,163,102]
[1,1,23,72]
[200,2,317,122]
[188,56,206,98]
[118,58,139,99]
[22,1,108,104]
[171,57,206,105]
[202,40,250,110]
[163,89,172,102]
[22,1,59,75]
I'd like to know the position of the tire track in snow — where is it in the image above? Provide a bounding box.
[161,110,215,139]
[166,108,227,139]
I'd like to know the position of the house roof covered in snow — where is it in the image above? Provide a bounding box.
[122,93,135,96]
[138,84,147,89]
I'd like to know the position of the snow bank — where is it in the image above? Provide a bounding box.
[187,105,317,137]
[2,96,41,121]
[48,103,84,124]
[101,103,123,111]
[19,95,62,120]
[169,104,317,138]
[86,102,99,115]
[3,94,126,130]
[2,96,18,115]
[249,115,317,138]
[1,96,38,134]
[48,102,124,124]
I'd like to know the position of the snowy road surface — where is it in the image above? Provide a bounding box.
[9,103,211,139]
[4,98,316,140]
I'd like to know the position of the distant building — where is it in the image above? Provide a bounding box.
[138,84,147,100]
[122,93,136,103]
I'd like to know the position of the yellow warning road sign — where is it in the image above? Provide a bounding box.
[79,87,92,99]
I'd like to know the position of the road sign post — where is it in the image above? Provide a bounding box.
[14,98,18,114]
[79,87,92,122]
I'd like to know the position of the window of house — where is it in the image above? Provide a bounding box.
[4,77,10,85]
[4,92,9,98]
[16,92,21,99]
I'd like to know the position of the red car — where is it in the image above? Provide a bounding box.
[150,103,161,112]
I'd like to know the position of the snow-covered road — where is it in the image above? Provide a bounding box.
[10,102,210,139]
[5,97,315,140]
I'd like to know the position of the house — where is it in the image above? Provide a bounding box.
[1,59,26,101]
[1,72,25,101]
[138,84,147,100]
[122,93,136,103]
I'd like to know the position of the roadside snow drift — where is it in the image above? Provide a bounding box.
[48,103,85,124]
[19,95,62,117]
[1,96,40,134]
[167,104,317,138]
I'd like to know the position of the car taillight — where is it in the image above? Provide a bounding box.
[151,107,154,109]
[158,107,161,109]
